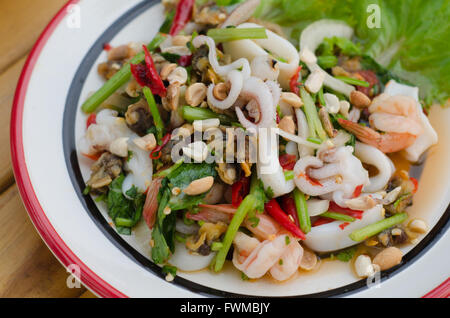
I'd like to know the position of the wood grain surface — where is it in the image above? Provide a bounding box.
[0,0,96,298]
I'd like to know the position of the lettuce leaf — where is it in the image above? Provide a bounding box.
[256,0,450,105]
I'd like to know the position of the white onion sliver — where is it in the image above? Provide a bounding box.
[276,128,321,148]
[306,199,330,217]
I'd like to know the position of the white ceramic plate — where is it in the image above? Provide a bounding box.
[11,0,450,297]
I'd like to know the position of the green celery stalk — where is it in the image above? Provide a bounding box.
[181,106,234,125]
[115,217,135,228]
[321,212,356,222]
[142,86,164,142]
[153,159,184,178]
[214,194,257,272]
[349,213,408,242]
[300,87,327,141]
[81,33,166,113]
[284,170,294,181]
[293,188,310,234]
[207,28,267,42]
[335,76,370,87]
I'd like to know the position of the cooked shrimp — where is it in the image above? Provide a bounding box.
[232,232,299,280]
[338,119,417,153]
[339,93,425,153]
[269,239,303,281]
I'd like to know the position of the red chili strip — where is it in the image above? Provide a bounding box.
[297,172,323,187]
[231,176,250,208]
[289,66,302,96]
[312,217,334,227]
[352,184,363,198]
[169,0,195,36]
[103,43,112,51]
[279,154,297,171]
[265,199,306,240]
[329,201,364,219]
[280,196,300,228]
[410,177,419,194]
[178,54,193,67]
[339,222,351,230]
[150,133,171,160]
[82,152,102,162]
[86,113,96,128]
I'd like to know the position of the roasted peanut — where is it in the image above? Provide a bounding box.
[281,92,303,108]
[372,247,403,271]
[185,83,207,106]
[350,91,371,108]
[183,176,215,196]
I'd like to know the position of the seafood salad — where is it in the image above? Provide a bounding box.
[79,0,445,283]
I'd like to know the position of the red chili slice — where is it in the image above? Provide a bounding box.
[312,217,335,227]
[329,201,364,219]
[339,222,351,230]
[169,0,195,36]
[352,184,363,198]
[150,133,171,160]
[289,66,302,95]
[178,54,193,67]
[86,113,96,128]
[280,195,300,228]
[279,154,297,171]
[410,177,419,194]
[265,199,306,240]
[231,176,250,208]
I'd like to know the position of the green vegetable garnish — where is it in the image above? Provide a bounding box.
[207,27,268,42]
[181,106,235,125]
[106,175,145,235]
[335,246,357,262]
[293,188,310,234]
[142,86,164,142]
[320,212,356,222]
[300,87,327,141]
[334,76,370,87]
[349,213,408,242]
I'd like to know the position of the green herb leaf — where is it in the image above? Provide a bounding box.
[336,246,357,262]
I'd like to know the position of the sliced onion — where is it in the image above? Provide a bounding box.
[276,128,322,148]
[306,199,330,217]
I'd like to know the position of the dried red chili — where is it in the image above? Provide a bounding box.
[169,0,195,36]
[130,45,166,97]
[231,176,250,208]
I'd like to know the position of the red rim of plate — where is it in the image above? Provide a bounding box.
[9,0,126,298]
[8,0,448,299]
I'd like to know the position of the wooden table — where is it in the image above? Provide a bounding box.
[0,0,95,298]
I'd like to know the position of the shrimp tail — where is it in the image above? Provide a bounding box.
[337,118,415,153]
